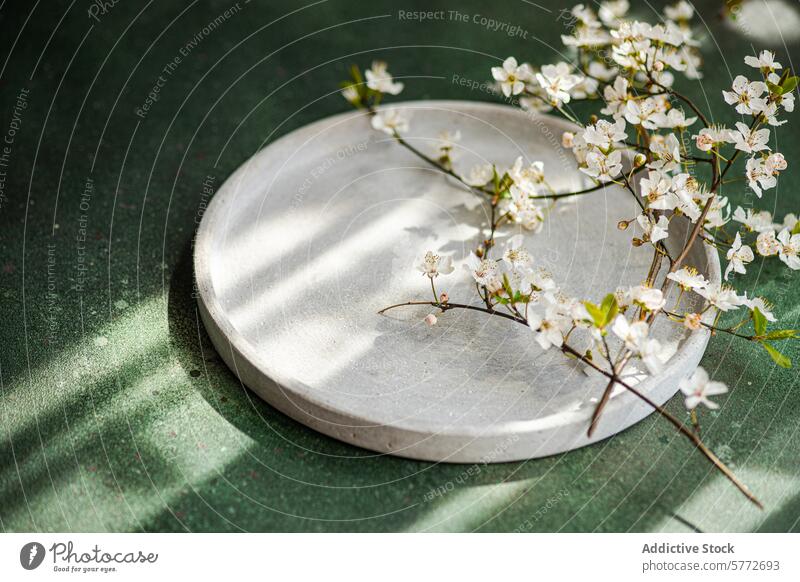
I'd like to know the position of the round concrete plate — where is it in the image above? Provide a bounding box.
[194,100,720,463]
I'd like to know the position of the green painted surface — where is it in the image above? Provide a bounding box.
[0,0,798,532]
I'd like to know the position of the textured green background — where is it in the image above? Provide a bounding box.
[0,0,798,532]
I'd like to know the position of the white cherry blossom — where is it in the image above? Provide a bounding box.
[697,283,744,311]
[492,57,533,98]
[561,26,612,48]
[776,89,795,116]
[614,286,631,309]
[684,312,702,330]
[664,0,694,22]
[745,157,776,197]
[667,267,708,291]
[703,195,731,229]
[732,207,774,232]
[587,60,618,82]
[651,108,697,129]
[569,75,600,100]
[670,174,703,222]
[624,97,662,129]
[581,150,622,181]
[599,0,630,27]
[365,61,404,95]
[636,213,670,244]
[371,108,409,134]
[629,285,666,311]
[502,234,534,275]
[528,305,570,350]
[762,101,788,127]
[638,337,677,375]
[508,185,545,232]
[535,62,582,106]
[341,86,360,104]
[724,232,755,280]
[730,122,770,154]
[640,171,678,211]
[744,296,777,321]
[582,118,627,148]
[464,253,502,291]
[722,75,768,115]
[756,230,781,256]
[601,76,630,118]
[744,50,782,73]
[765,152,787,173]
[693,126,732,152]
[777,228,800,269]
[509,156,545,193]
[435,130,461,151]
[525,268,559,295]
[679,367,728,410]
[465,163,494,187]
[648,133,682,172]
[612,315,649,350]
[416,251,454,278]
[571,4,602,27]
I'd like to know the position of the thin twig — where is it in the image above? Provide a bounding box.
[563,344,762,509]
[663,310,753,340]
[378,300,523,323]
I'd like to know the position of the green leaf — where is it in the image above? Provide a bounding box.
[761,341,792,368]
[498,172,513,192]
[792,220,800,235]
[502,274,514,297]
[767,81,782,95]
[349,64,363,84]
[781,75,799,95]
[753,307,767,336]
[582,301,606,329]
[764,329,800,341]
[600,293,619,325]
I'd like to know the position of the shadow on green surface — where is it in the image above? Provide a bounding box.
[3,0,799,532]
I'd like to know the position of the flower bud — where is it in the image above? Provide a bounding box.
[476,246,485,258]
[618,220,630,230]
[589,114,599,125]
[633,153,647,167]
[561,131,575,148]
[653,61,665,72]
[684,313,702,331]
[631,237,643,247]
[424,313,437,326]
[439,292,449,304]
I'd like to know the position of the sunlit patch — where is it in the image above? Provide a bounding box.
[1,294,255,529]
[724,0,800,44]
[408,480,532,532]
[224,196,477,323]
[655,466,795,532]
[3,296,167,432]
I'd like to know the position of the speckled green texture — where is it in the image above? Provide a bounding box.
[0,0,798,532]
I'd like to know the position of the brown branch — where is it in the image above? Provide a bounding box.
[378,300,523,323]
[378,299,762,508]
[562,343,762,509]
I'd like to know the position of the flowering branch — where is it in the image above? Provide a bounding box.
[339,1,799,507]
[379,298,762,508]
